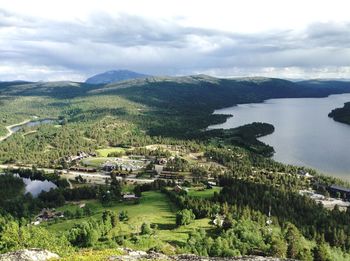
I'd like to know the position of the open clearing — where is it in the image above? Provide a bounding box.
[96,147,127,157]
[81,157,115,167]
[44,191,215,246]
[187,187,221,198]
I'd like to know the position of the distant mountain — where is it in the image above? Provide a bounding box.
[85,70,149,85]
[0,80,31,83]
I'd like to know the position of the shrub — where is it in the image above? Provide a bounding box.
[140,222,152,235]
[176,209,195,226]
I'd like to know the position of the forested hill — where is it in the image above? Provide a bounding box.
[298,79,350,96]
[2,75,350,103]
[1,75,350,137]
[92,76,350,113]
[0,81,95,98]
[80,76,350,136]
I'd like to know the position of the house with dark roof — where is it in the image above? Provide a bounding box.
[122,194,139,201]
[328,185,350,200]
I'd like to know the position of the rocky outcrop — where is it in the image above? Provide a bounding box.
[110,248,295,261]
[0,249,59,261]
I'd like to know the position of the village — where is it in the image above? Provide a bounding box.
[57,145,350,213]
[58,145,226,185]
[4,142,350,231]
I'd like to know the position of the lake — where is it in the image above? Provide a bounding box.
[10,119,56,133]
[22,177,57,197]
[209,93,350,179]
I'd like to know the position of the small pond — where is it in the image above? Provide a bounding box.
[21,177,57,197]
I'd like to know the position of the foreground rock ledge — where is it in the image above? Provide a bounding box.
[0,248,296,261]
[0,249,59,261]
[111,248,296,261]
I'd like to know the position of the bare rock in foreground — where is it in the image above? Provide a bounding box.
[0,249,59,261]
[110,248,295,261]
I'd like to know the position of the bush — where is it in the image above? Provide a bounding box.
[313,242,332,261]
[176,209,195,226]
[67,221,99,247]
[119,210,129,221]
[140,222,152,235]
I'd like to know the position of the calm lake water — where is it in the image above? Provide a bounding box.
[209,93,350,179]
[22,177,57,197]
[10,119,56,133]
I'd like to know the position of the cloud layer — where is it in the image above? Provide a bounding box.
[1,8,350,81]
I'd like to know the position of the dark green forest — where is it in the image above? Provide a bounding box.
[329,102,350,125]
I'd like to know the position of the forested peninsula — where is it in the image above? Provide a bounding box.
[329,102,350,125]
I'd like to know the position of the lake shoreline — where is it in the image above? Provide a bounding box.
[0,118,59,142]
[0,118,32,142]
[209,93,350,180]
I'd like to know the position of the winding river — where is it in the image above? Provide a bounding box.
[209,93,350,179]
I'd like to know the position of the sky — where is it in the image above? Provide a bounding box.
[1,0,350,81]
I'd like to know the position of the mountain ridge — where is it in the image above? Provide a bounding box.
[85,69,149,84]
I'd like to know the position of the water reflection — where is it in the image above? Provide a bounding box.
[22,177,57,197]
[10,119,56,133]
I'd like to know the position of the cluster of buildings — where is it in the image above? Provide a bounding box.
[31,208,64,225]
[102,158,150,172]
[300,187,350,211]
[328,184,350,200]
[64,151,96,163]
[69,166,97,173]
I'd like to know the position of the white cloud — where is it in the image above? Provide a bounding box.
[0,0,350,81]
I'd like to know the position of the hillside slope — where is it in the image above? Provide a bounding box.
[2,76,350,137]
[87,75,350,136]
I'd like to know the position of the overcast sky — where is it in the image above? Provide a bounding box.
[1,0,350,81]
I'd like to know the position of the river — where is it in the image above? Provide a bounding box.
[209,93,350,179]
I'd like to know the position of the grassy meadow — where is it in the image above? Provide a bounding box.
[95,147,126,157]
[43,190,216,250]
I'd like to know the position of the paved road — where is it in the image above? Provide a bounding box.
[0,119,31,142]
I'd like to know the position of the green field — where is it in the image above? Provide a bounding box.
[45,191,176,233]
[81,157,114,167]
[44,191,214,249]
[96,147,126,157]
[187,187,221,198]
